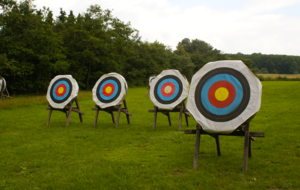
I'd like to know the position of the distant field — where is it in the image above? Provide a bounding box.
[257,73,300,78]
[0,82,300,189]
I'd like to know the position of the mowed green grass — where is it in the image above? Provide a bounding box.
[0,82,300,189]
[257,73,300,79]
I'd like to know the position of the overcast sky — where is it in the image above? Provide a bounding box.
[33,0,300,56]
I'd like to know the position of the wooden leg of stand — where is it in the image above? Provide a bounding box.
[111,112,115,123]
[167,112,172,126]
[75,98,83,123]
[243,123,250,172]
[193,124,201,169]
[185,114,189,126]
[66,106,72,126]
[123,100,130,124]
[215,135,221,156]
[47,108,52,126]
[178,105,183,131]
[153,110,157,130]
[116,106,121,128]
[249,138,252,158]
[94,108,99,127]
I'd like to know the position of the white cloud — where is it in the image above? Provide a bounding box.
[33,0,300,55]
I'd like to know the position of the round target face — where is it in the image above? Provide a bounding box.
[195,68,250,122]
[154,75,183,104]
[96,77,121,104]
[150,70,189,110]
[186,60,262,134]
[92,73,127,108]
[46,75,79,109]
[50,78,73,104]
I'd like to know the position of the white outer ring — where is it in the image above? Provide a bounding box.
[186,60,262,134]
[92,72,127,108]
[46,75,79,109]
[150,69,189,110]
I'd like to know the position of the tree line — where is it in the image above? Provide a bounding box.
[226,53,300,74]
[0,0,230,94]
[2,0,300,95]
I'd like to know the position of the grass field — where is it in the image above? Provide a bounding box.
[0,81,300,189]
[257,74,300,79]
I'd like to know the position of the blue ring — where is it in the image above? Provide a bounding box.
[157,78,179,101]
[52,81,70,101]
[201,74,243,115]
[99,80,119,100]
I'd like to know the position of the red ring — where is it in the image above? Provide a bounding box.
[208,81,236,108]
[160,82,175,97]
[55,84,67,97]
[102,83,115,97]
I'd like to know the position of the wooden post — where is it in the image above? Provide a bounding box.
[66,104,73,126]
[123,99,130,124]
[94,109,99,127]
[243,123,250,172]
[47,106,52,126]
[215,135,221,156]
[167,112,171,126]
[116,105,122,128]
[75,98,83,123]
[153,108,157,130]
[193,124,201,168]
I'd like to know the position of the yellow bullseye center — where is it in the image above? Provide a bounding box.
[164,86,172,94]
[215,87,229,101]
[105,86,112,94]
[58,87,64,94]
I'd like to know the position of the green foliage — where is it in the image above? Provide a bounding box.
[1,0,232,95]
[226,53,300,74]
[175,38,227,73]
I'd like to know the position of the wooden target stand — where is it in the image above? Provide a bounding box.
[185,122,265,172]
[0,88,12,101]
[92,99,132,127]
[148,101,191,131]
[46,97,85,126]
[0,78,12,101]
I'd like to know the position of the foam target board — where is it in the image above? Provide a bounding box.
[187,60,262,134]
[92,72,128,108]
[150,69,189,110]
[0,77,6,93]
[46,75,79,109]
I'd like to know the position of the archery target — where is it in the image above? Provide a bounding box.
[187,60,262,134]
[150,70,189,110]
[0,77,6,93]
[46,75,79,109]
[93,72,128,108]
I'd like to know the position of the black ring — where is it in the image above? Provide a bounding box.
[154,75,183,104]
[50,78,73,104]
[195,68,250,122]
[96,76,122,103]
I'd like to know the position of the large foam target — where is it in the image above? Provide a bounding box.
[187,60,262,134]
[46,75,79,109]
[93,73,128,108]
[0,77,6,93]
[150,70,189,110]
